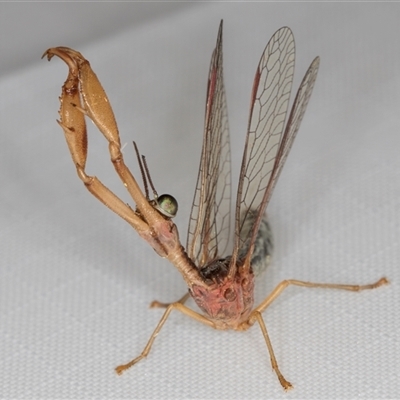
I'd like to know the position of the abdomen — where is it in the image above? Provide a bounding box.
[239,212,273,277]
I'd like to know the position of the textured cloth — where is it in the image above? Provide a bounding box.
[1,3,398,399]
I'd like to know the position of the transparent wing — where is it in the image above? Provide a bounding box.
[187,21,231,267]
[264,56,320,207]
[233,27,295,257]
[234,28,319,265]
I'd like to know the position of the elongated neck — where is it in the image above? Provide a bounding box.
[166,245,208,289]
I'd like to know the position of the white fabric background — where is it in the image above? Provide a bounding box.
[1,3,399,399]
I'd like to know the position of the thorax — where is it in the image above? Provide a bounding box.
[189,262,255,329]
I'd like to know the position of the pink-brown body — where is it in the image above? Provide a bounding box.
[43,22,388,391]
[191,270,255,329]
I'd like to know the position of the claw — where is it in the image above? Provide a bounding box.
[44,47,87,170]
[47,47,120,146]
[44,46,205,289]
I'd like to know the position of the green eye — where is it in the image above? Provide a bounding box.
[155,194,178,218]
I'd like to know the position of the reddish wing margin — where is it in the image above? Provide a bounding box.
[187,21,231,267]
[233,27,320,266]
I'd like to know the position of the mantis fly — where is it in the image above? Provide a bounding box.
[43,21,388,390]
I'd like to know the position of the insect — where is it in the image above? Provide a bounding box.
[43,21,388,390]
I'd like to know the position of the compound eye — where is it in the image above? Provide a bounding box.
[155,194,178,218]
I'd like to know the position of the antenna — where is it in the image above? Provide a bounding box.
[132,141,150,199]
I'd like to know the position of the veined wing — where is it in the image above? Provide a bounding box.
[233,27,319,267]
[187,21,231,267]
[264,56,320,209]
[233,27,295,261]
